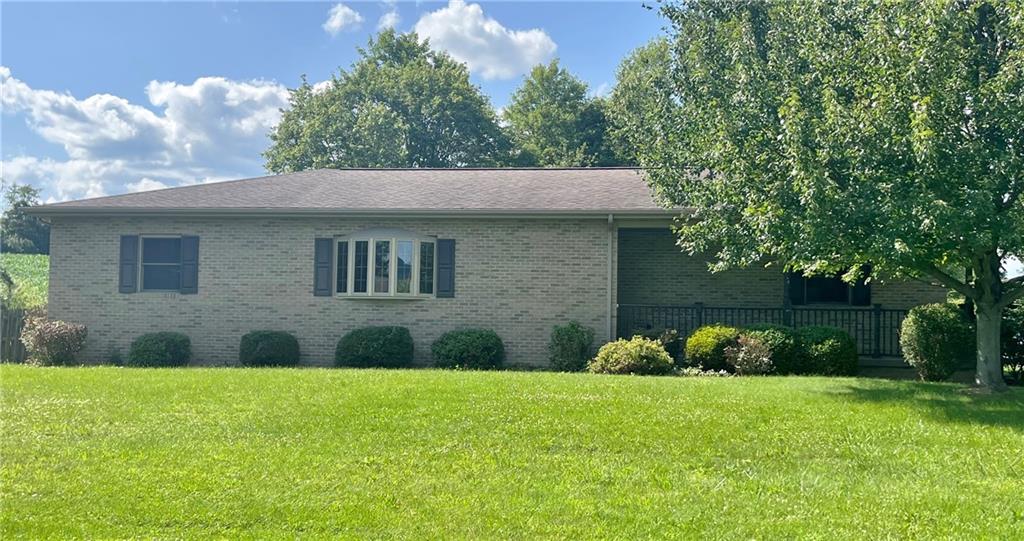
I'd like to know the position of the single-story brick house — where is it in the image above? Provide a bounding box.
[29,168,946,367]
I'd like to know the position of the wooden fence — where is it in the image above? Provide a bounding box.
[1,308,28,363]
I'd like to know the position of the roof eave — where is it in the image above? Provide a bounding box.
[27,206,689,219]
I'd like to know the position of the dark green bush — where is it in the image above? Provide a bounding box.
[796,326,858,376]
[432,329,505,369]
[127,332,191,367]
[240,330,300,367]
[549,321,595,372]
[743,324,804,374]
[588,336,674,375]
[1003,303,1024,385]
[335,326,413,368]
[633,327,682,360]
[684,325,740,371]
[900,303,974,381]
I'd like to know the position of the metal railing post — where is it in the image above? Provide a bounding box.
[873,303,883,358]
[695,302,704,328]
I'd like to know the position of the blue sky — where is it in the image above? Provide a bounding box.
[1,1,665,201]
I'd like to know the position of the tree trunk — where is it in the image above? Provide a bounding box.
[975,302,1008,392]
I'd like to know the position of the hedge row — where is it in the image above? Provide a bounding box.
[681,323,859,376]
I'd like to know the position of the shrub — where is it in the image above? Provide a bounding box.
[632,327,682,360]
[1004,303,1024,385]
[588,336,674,375]
[432,329,505,370]
[684,325,740,371]
[548,321,595,372]
[240,330,300,367]
[743,324,804,374]
[335,326,413,368]
[796,326,858,376]
[900,303,974,381]
[127,332,191,367]
[20,311,87,366]
[724,335,774,375]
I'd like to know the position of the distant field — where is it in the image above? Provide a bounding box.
[2,366,1023,539]
[0,254,48,309]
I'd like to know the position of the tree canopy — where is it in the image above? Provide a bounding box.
[1,183,49,254]
[264,30,510,171]
[605,38,680,166]
[504,60,621,166]
[647,0,1023,390]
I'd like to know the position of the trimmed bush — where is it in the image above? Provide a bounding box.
[900,303,974,381]
[335,326,413,368]
[128,332,191,367]
[796,326,858,376]
[240,331,300,367]
[588,336,674,375]
[20,311,87,366]
[432,329,505,369]
[743,324,804,374]
[549,321,595,372]
[684,325,740,371]
[633,327,682,360]
[724,335,774,375]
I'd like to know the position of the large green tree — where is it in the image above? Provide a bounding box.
[1,183,49,254]
[265,30,509,171]
[606,38,680,165]
[646,0,1023,390]
[504,60,621,166]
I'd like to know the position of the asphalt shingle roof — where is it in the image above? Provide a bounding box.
[30,168,672,216]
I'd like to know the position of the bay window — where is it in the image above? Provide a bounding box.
[336,230,436,297]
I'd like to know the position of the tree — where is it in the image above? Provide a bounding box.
[606,38,680,166]
[265,30,509,171]
[504,60,621,166]
[646,0,1023,391]
[1,183,49,254]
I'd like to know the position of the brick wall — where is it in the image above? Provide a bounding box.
[48,216,615,368]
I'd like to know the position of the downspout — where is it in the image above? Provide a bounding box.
[607,213,615,341]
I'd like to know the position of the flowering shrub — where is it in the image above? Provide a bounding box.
[724,335,774,375]
[20,311,87,366]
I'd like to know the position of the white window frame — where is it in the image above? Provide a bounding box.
[139,234,183,292]
[335,229,437,299]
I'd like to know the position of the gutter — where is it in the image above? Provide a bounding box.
[26,207,687,219]
[607,213,615,342]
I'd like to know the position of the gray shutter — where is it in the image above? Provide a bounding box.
[314,238,333,296]
[180,236,199,294]
[118,235,139,293]
[437,239,455,298]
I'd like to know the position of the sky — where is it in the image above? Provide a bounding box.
[0,1,666,202]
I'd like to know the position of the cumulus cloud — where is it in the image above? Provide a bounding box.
[413,0,556,80]
[126,178,170,193]
[377,9,400,30]
[323,3,364,35]
[1,66,289,201]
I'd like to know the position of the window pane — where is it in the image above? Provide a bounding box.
[374,240,390,293]
[142,265,180,290]
[396,241,413,294]
[336,241,348,293]
[353,241,369,293]
[142,238,181,264]
[419,242,434,294]
[806,276,848,304]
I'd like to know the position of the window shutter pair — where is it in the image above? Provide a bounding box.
[118,235,199,294]
[313,237,455,297]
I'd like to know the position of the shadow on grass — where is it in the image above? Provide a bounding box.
[824,380,1024,430]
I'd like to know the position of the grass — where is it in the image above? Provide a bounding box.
[0,254,48,309]
[2,366,1023,539]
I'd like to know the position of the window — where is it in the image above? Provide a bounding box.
[335,229,437,297]
[141,237,181,291]
[788,267,872,306]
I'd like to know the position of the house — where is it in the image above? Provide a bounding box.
[29,168,947,367]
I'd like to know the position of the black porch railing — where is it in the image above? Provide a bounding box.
[617,303,909,358]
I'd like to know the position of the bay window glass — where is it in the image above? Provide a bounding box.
[396,240,413,294]
[353,241,369,293]
[419,242,434,294]
[336,241,348,293]
[374,240,391,293]
[335,230,436,297]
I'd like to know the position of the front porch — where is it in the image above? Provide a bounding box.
[614,228,946,361]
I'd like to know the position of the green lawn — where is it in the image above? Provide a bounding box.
[2,366,1022,539]
[0,254,49,309]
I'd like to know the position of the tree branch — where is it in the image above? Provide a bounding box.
[1000,275,1024,308]
[923,264,977,299]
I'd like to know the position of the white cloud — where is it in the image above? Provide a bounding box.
[377,9,400,30]
[1,66,290,201]
[323,3,364,35]
[126,177,170,193]
[413,0,556,80]
[312,79,334,94]
[590,82,611,99]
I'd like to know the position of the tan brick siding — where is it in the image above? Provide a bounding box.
[617,228,947,310]
[48,216,616,367]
